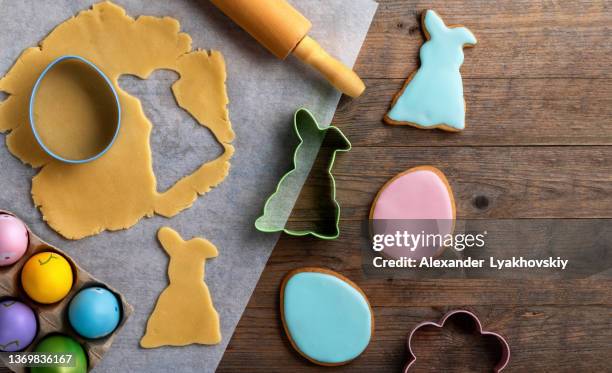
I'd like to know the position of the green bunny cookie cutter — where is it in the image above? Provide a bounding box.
[255,108,351,239]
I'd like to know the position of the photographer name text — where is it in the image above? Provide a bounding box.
[372,256,568,270]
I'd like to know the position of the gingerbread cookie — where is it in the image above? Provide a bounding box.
[280,267,373,366]
[384,10,477,131]
[370,166,456,259]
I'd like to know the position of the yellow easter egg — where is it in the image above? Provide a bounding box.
[21,252,73,304]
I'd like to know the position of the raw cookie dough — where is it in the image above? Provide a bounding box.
[141,227,221,348]
[0,2,235,239]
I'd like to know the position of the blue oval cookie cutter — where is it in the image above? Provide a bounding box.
[29,55,121,164]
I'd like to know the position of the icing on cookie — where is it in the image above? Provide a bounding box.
[371,167,454,220]
[386,10,476,131]
[370,166,455,259]
[282,270,372,365]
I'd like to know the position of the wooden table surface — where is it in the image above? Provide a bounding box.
[218,1,612,372]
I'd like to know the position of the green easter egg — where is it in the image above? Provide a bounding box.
[31,335,88,373]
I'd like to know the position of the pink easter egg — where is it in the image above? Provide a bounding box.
[0,214,29,266]
[370,166,455,260]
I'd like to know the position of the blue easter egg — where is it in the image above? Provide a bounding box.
[68,287,120,339]
[281,269,373,365]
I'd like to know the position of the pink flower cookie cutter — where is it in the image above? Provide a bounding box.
[404,310,510,372]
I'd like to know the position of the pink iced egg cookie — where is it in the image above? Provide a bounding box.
[370,166,455,260]
[0,214,29,266]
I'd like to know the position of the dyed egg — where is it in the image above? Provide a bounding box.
[281,268,373,365]
[21,252,73,304]
[0,214,29,266]
[69,287,120,339]
[0,300,37,351]
[31,335,88,373]
[370,166,455,259]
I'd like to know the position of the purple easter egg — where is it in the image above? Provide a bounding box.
[0,214,29,266]
[0,300,38,351]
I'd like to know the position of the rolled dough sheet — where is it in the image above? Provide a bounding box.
[141,227,221,348]
[0,1,235,239]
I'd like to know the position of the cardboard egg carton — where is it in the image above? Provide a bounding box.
[0,210,133,372]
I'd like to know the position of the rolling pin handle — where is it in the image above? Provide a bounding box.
[293,36,366,98]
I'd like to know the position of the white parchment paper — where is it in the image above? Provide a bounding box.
[0,0,378,371]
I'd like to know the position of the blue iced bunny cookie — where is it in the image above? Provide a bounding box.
[385,10,477,131]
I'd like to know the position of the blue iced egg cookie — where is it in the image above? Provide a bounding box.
[281,268,373,366]
[68,287,120,339]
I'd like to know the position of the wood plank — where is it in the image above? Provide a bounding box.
[219,303,610,372]
[243,229,611,309]
[219,0,612,371]
[220,228,611,372]
[286,146,612,220]
[333,78,612,146]
[355,0,612,79]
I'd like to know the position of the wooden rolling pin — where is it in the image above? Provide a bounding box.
[210,0,365,98]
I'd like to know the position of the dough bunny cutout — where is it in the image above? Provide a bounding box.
[0,2,234,239]
[385,10,477,131]
[140,227,221,348]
